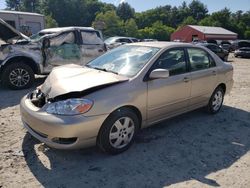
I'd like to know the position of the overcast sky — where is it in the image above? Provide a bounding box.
[0,0,249,13]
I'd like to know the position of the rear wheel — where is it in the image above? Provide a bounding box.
[97,108,139,154]
[2,62,34,90]
[207,86,225,114]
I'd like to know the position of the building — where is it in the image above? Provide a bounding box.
[0,10,45,35]
[171,25,238,43]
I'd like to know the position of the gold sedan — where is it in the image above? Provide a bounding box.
[20,42,234,154]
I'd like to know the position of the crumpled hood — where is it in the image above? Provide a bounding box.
[41,64,128,99]
[0,18,29,42]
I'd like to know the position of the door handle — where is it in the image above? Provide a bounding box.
[183,77,190,83]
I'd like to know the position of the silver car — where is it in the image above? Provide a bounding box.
[20,42,234,154]
[0,18,106,89]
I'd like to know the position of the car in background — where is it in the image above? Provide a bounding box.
[104,36,138,49]
[198,43,229,61]
[220,41,233,52]
[141,39,158,42]
[0,18,106,89]
[220,44,231,52]
[234,47,250,58]
[231,40,250,51]
[20,42,233,154]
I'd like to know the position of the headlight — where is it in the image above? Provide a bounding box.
[45,98,93,115]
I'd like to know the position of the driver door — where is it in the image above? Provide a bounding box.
[43,31,82,72]
[147,48,191,124]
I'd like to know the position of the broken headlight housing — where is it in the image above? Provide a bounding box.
[45,98,93,115]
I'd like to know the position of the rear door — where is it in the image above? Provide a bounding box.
[43,30,81,71]
[79,30,106,65]
[186,47,218,109]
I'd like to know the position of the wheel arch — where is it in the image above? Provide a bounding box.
[1,56,40,75]
[106,105,142,129]
[217,83,226,93]
[97,105,143,141]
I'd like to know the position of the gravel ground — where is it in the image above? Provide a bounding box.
[0,55,250,188]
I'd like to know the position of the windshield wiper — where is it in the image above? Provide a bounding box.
[86,65,118,75]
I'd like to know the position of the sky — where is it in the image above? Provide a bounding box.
[0,0,249,13]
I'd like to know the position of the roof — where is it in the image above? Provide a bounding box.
[106,36,137,40]
[128,41,195,48]
[40,27,96,33]
[188,25,237,36]
[0,10,44,17]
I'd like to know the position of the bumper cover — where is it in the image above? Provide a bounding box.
[20,94,108,149]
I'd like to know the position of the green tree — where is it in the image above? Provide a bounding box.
[93,10,124,37]
[20,0,40,12]
[188,0,208,20]
[198,16,214,26]
[138,21,175,41]
[5,0,21,10]
[45,14,58,28]
[210,8,231,28]
[41,0,103,27]
[124,18,138,37]
[245,30,250,39]
[100,3,116,13]
[116,2,135,21]
[179,16,197,27]
[6,0,41,12]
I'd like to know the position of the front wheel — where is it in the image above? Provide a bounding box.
[207,87,225,114]
[1,62,34,90]
[97,108,139,154]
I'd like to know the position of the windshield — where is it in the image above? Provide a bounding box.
[86,45,160,77]
[30,32,55,41]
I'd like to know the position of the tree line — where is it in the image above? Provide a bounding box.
[5,0,250,40]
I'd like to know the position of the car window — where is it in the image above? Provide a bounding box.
[120,38,132,43]
[187,48,210,71]
[209,55,216,67]
[50,32,75,46]
[131,39,138,42]
[81,31,103,45]
[154,49,187,76]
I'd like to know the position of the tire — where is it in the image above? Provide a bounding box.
[1,62,34,90]
[207,86,225,114]
[97,108,139,155]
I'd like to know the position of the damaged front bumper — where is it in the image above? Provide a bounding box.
[20,93,108,149]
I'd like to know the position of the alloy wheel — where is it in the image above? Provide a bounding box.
[212,90,223,111]
[109,117,135,149]
[9,68,30,87]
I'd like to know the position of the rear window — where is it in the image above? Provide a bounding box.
[187,48,212,71]
[81,31,103,45]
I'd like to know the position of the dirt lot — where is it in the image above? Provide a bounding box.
[0,55,250,188]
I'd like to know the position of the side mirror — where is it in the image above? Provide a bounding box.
[149,69,170,79]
